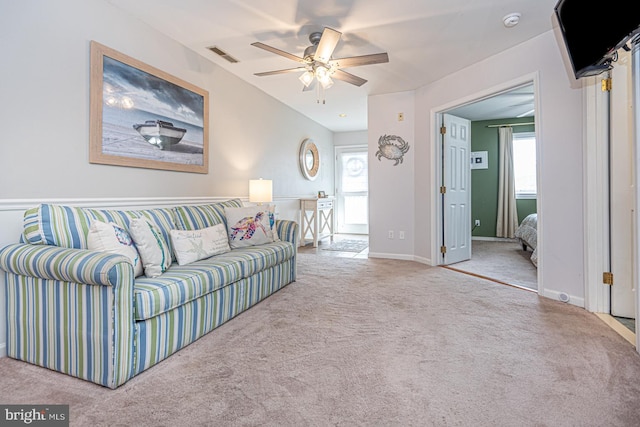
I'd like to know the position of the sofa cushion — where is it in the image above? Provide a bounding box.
[170,224,230,265]
[130,218,173,278]
[21,204,177,259]
[133,240,295,320]
[224,205,278,248]
[172,199,243,231]
[87,220,144,277]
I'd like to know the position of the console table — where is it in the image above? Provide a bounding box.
[300,197,334,247]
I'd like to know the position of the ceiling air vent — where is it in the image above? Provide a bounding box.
[207,46,238,63]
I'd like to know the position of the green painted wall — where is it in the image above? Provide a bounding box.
[470,117,537,237]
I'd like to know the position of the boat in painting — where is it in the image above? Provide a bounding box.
[133,120,187,150]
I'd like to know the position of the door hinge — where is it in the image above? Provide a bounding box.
[603,272,614,286]
[440,245,447,254]
[440,186,446,194]
[440,125,446,134]
[601,77,612,92]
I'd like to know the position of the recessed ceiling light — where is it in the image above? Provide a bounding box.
[339,113,347,118]
[503,13,521,28]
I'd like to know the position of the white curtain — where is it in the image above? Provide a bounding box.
[496,126,519,237]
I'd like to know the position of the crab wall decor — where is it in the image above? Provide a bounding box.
[375,134,410,166]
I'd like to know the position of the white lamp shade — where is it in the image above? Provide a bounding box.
[249,179,273,204]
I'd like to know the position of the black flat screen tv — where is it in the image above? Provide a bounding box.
[555,0,640,79]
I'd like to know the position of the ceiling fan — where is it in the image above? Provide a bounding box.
[251,27,389,92]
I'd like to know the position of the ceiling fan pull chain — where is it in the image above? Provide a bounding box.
[317,83,326,104]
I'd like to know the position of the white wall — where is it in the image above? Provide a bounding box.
[369,31,585,304]
[334,131,368,147]
[0,0,334,355]
[0,0,333,202]
[368,92,416,260]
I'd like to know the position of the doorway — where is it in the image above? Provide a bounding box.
[335,145,369,235]
[436,80,540,291]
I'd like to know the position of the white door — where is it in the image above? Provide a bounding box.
[610,48,636,319]
[335,146,369,234]
[442,114,472,264]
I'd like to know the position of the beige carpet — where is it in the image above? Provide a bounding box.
[449,239,538,290]
[1,254,640,426]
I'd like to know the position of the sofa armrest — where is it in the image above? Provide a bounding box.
[275,220,299,246]
[0,243,136,389]
[0,243,133,287]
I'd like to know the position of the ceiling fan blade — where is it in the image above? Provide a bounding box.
[330,52,389,68]
[332,69,367,87]
[314,27,341,63]
[251,42,306,64]
[254,67,307,77]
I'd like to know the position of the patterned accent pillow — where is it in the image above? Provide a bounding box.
[169,223,230,265]
[172,199,243,230]
[224,205,277,249]
[87,220,144,277]
[129,218,172,278]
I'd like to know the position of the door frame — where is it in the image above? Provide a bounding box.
[431,73,542,293]
[583,45,640,350]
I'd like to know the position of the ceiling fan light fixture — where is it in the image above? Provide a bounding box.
[320,77,334,89]
[299,70,314,87]
[315,65,330,80]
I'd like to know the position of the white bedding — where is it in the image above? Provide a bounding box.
[515,213,538,267]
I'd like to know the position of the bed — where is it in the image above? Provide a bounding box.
[515,213,538,267]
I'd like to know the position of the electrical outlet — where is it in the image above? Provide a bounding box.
[388,230,394,239]
[474,219,480,227]
[399,231,405,240]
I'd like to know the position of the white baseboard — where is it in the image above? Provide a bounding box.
[412,255,433,265]
[541,288,585,308]
[367,252,415,261]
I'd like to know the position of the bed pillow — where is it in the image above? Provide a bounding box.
[169,223,230,265]
[224,205,277,248]
[129,218,172,278]
[87,220,143,277]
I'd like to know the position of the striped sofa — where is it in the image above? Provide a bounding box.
[0,200,298,389]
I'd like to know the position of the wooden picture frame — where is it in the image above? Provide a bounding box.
[90,41,209,173]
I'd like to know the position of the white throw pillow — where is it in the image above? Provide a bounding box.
[170,223,231,265]
[129,218,172,278]
[87,220,143,277]
[224,205,277,249]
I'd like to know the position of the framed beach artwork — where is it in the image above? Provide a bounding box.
[90,41,209,173]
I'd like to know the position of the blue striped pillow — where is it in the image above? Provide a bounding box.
[24,204,92,248]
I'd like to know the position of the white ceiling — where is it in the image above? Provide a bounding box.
[107,0,557,131]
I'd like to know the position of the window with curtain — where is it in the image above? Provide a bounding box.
[513,132,537,198]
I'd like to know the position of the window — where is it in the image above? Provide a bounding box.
[512,132,537,198]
